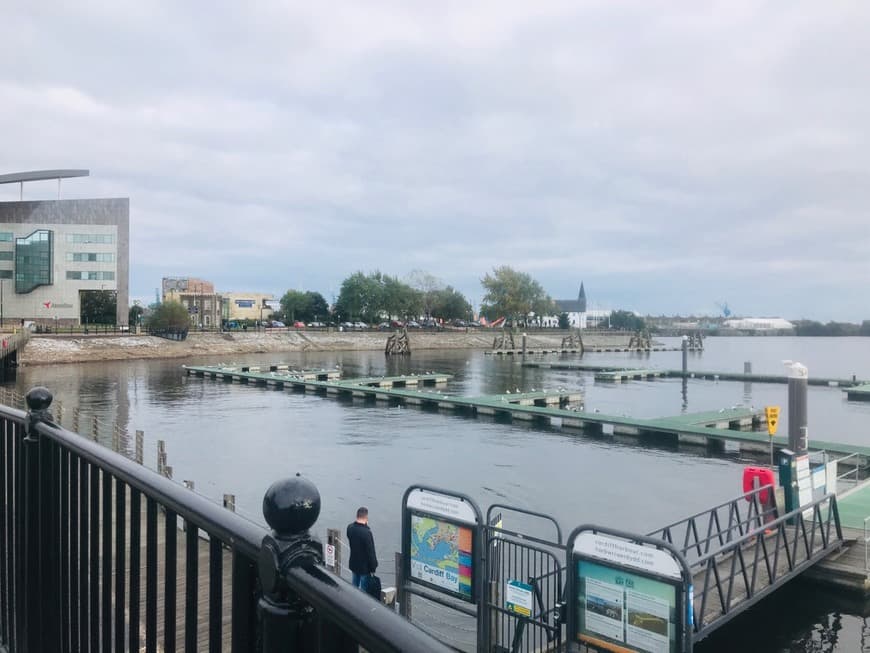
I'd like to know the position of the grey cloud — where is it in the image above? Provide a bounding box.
[1,0,868,319]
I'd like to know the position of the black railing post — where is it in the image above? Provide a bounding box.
[258,473,324,652]
[22,386,60,653]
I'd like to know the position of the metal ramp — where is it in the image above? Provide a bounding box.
[647,486,844,645]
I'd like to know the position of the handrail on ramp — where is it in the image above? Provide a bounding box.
[651,491,843,644]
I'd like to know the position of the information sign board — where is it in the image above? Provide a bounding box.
[568,528,689,653]
[325,543,336,569]
[506,580,533,617]
[403,487,481,603]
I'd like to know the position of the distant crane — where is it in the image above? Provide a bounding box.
[716,302,732,318]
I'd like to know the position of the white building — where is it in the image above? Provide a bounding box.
[722,318,795,332]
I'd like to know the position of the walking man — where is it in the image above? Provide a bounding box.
[347,506,377,590]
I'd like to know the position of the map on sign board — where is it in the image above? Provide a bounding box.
[410,514,473,600]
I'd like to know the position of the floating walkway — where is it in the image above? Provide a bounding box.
[484,346,680,356]
[522,362,866,387]
[594,369,665,382]
[181,363,870,461]
[844,384,870,401]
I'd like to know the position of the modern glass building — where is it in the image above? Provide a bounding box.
[0,170,130,326]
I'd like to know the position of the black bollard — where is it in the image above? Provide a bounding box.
[258,473,324,653]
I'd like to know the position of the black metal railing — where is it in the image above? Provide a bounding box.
[648,484,779,565]
[0,387,451,653]
[648,485,843,643]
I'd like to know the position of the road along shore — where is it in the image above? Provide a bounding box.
[19,330,638,366]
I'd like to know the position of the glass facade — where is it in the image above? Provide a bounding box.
[0,252,13,261]
[0,271,12,279]
[15,230,53,294]
[66,271,115,281]
[0,233,12,242]
[66,233,114,244]
[66,252,114,263]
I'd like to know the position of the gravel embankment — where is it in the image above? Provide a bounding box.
[19,330,635,366]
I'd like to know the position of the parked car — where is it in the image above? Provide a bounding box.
[390,319,404,328]
[377,321,391,330]
[293,321,305,328]
[406,320,422,329]
[307,321,325,328]
[268,320,286,328]
[353,321,368,329]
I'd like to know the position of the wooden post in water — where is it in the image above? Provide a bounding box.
[157,439,166,475]
[135,430,144,464]
[72,407,79,433]
[92,416,98,441]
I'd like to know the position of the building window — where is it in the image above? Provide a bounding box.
[0,233,12,242]
[65,252,115,263]
[15,230,53,294]
[0,270,12,279]
[65,271,115,281]
[66,233,115,245]
[0,252,13,261]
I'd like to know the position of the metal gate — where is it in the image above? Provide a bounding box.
[482,505,566,653]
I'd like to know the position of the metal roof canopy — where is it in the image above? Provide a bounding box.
[0,169,89,200]
[0,169,89,185]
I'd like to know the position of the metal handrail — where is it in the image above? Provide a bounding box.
[652,484,775,535]
[690,493,843,641]
[836,452,862,485]
[1,388,453,653]
[863,516,870,575]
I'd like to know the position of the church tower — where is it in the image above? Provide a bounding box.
[578,282,587,329]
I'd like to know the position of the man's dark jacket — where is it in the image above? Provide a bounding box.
[346,521,378,575]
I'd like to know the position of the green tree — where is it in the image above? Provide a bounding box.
[480,266,553,324]
[430,287,472,320]
[609,309,646,331]
[80,289,117,324]
[334,272,385,323]
[279,290,331,323]
[383,275,422,320]
[558,312,570,329]
[129,304,144,326]
[147,300,190,330]
[407,270,444,318]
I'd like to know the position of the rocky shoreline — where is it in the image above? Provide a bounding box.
[19,330,636,366]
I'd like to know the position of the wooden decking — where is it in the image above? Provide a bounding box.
[97,482,236,652]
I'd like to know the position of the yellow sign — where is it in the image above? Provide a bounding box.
[765,406,780,436]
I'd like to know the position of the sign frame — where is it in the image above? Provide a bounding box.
[402,485,483,605]
[567,525,693,653]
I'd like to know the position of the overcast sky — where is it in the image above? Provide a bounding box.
[1,1,868,320]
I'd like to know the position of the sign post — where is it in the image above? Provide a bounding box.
[765,405,780,467]
[401,485,484,649]
[567,526,693,653]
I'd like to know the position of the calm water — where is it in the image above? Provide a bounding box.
[13,336,870,651]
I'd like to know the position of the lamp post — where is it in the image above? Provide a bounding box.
[1,278,4,328]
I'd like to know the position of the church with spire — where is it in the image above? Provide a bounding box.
[554,282,588,328]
